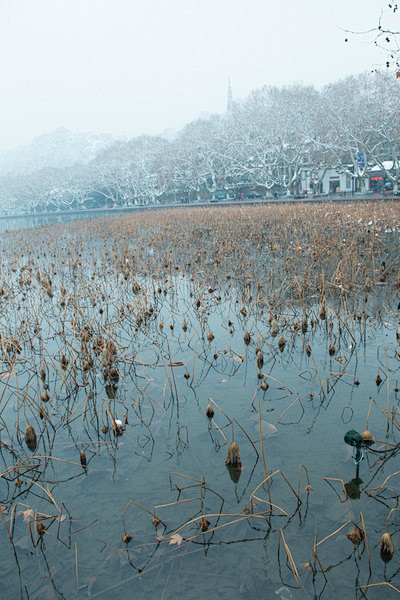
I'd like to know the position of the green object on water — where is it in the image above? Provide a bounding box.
[344,430,362,447]
[344,430,364,464]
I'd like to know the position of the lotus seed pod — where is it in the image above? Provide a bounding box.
[271,319,279,335]
[278,335,286,350]
[206,403,214,419]
[226,441,241,467]
[381,532,394,562]
[361,429,375,446]
[200,518,210,532]
[347,527,364,545]
[329,343,335,356]
[80,451,87,467]
[25,424,37,451]
[243,331,251,345]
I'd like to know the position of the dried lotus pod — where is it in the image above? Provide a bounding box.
[270,319,279,334]
[376,373,382,386]
[278,335,286,351]
[25,424,37,451]
[226,442,241,467]
[361,429,375,446]
[329,343,335,356]
[306,344,312,357]
[80,451,87,467]
[347,527,364,545]
[206,403,214,419]
[200,518,210,532]
[207,332,215,342]
[256,351,264,370]
[243,331,251,345]
[40,391,50,402]
[122,535,133,544]
[381,532,394,561]
[60,354,69,370]
[261,381,269,391]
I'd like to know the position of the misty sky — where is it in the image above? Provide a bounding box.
[0,0,396,153]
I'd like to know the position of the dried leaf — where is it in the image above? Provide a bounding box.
[169,533,183,546]
[22,508,34,523]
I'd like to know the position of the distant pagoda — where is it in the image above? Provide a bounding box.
[227,78,233,112]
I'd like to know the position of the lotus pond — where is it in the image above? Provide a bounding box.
[0,202,399,599]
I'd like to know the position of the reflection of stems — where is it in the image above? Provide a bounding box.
[310,351,325,399]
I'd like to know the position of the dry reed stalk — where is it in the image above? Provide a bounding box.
[278,529,302,589]
[323,477,348,500]
[313,520,352,550]
[278,397,304,423]
[368,470,400,498]
[24,478,61,512]
[171,510,269,539]
[358,582,400,593]
[297,464,311,498]
[360,512,371,574]
[310,352,325,399]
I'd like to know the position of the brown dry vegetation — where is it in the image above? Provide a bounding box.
[0,201,399,598]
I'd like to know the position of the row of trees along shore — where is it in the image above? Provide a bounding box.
[2,71,400,213]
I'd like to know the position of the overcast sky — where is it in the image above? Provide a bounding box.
[0,0,396,153]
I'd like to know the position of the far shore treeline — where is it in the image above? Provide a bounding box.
[1,71,399,214]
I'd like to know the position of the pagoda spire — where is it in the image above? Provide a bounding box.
[227,78,233,112]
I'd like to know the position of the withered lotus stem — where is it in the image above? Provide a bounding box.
[347,527,364,545]
[243,331,251,345]
[200,518,210,532]
[361,429,375,446]
[206,403,214,419]
[80,451,87,467]
[226,441,241,467]
[381,532,394,561]
[329,343,335,356]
